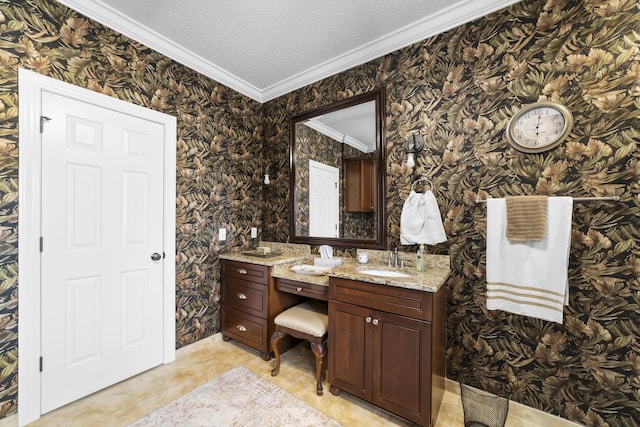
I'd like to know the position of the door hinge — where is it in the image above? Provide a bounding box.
[39,356,43,372]
[40,116,52,133]
[39,236,43,252]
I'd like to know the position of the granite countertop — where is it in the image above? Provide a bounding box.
[219,241,311,267]
[271,253,450,293]
[221,243,450,293]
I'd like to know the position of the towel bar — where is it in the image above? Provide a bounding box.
[475,196,620,203]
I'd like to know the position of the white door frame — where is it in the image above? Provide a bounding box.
[17,68,176,426]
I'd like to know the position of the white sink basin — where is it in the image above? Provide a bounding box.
[359,269,411,278]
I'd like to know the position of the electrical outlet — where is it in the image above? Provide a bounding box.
[251,227,257,238]
[219,228,227,241]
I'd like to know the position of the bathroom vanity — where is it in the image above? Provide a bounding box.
[219,245,309,360]
[272,252,450,427]
[328,277,446,427]
[220,245,449,427]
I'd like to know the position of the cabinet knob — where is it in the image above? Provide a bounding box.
[372,319,379,326]
[365,317,372,323]
[296,287,302,292]
[237,268,247,274]
[236,325,247,332]
[237,292,247,300]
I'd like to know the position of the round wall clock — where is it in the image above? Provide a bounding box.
[506,101,574,153]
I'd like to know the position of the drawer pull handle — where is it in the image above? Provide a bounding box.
[372,319,379,326]
[296,287,303,292]
[237,293,247,300]
[236,325,247,332]
[365,317,372,323]
[237,268,247,274]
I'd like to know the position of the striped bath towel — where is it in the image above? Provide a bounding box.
[486,197,573,324]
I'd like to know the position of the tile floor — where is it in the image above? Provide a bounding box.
[10,335,582,427]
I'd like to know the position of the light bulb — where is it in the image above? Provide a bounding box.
[406,152,415,168]
[264,174,270,185]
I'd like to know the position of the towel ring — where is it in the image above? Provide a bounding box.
[411,177,433,193]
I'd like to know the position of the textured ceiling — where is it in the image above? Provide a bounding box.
[56,0,521,102]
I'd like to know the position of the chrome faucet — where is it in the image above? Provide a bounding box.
[387,243,403,268]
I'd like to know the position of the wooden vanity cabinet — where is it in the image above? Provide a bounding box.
[328,277,445,427]
[220,259,303,360]
[345,158,375,212]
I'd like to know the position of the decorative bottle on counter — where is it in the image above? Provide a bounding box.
[416,244,426,272]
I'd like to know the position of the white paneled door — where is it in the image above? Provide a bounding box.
[40,91,165,413]
[308,159,339,238]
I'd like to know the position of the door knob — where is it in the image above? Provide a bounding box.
[151,253,162,261]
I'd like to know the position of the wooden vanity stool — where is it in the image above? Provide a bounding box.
[270,300,329,395]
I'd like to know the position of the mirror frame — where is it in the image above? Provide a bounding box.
[289,87,386,249]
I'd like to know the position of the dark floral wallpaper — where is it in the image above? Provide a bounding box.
[263,1,640,426]
[0,0,263,418]
[0,0,638,425]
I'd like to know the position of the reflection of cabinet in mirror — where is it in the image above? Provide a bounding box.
[345,158,375,212]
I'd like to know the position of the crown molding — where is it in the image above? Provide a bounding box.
[55,0,520,103]
[260,0,521,102]
[304,118,373,153]
[55,0,264,101]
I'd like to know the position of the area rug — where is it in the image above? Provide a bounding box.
[128,366,342,426]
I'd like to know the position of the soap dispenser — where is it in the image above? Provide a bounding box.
[416,244,426,272]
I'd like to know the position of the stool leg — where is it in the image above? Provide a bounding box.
[310,340,327,396]
[270,330,284,377]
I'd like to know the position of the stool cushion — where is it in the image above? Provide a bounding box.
[274,301,328,338]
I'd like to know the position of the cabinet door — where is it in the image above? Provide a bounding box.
[360,160,374,211]
[328,300,373,401]
[373,310,432,425]
[345,159,375,212]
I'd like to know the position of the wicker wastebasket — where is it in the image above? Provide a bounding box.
[459,381,510,427]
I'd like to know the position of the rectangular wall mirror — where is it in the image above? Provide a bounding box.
[289,87,386,249]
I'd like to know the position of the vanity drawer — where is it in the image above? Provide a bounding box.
[276,278,329,301]
[329,277,433,321]
[222,277,267,318]
[221,260,269,284]
[221,306,267,351]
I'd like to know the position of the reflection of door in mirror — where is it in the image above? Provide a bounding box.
[294,125,343,237]
[309,160,339,237]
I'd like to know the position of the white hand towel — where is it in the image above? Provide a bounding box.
[400,190,447,245]
[486,197,573,324]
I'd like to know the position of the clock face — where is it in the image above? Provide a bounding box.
[507,102,573,153]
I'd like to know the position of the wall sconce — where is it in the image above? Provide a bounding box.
[264,164,270,185]
[405,135,424,169]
